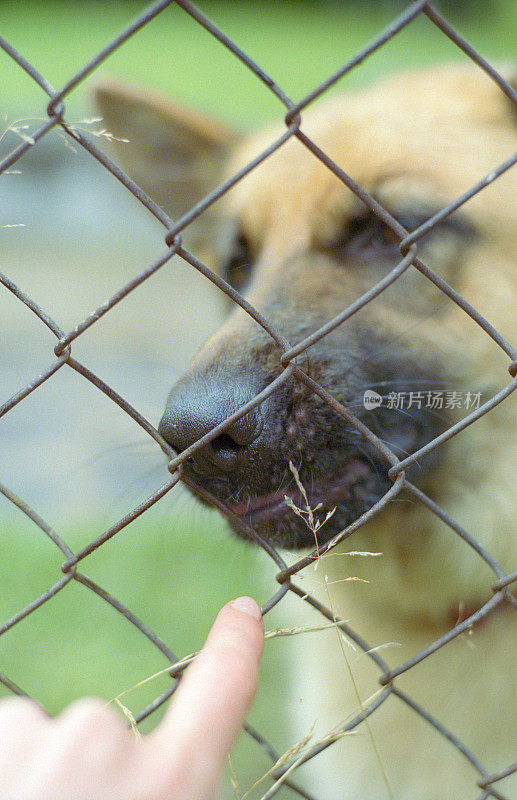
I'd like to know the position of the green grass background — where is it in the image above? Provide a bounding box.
[1,1,515,797]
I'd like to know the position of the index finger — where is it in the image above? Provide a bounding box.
[144,597,264,795]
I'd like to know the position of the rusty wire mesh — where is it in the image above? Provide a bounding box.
[1,1,516,798]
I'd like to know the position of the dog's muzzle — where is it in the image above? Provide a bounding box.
[158,355,441,550]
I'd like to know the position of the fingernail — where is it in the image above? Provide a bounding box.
[231,596,262,621]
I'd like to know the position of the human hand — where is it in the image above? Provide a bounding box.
[0,596,264,800]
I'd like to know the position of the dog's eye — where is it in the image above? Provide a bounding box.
[332,213,401,259]
[329,209,474,263]
[222,232,254,290]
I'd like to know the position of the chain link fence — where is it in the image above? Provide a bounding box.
[1,1,516,798]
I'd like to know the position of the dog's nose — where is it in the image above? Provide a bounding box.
[158,376,263,477]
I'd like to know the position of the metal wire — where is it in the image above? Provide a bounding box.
[0,1,515,798]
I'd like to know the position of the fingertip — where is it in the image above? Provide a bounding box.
[229,595,263,622]
[222,596,265,658]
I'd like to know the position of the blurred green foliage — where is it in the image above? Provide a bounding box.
[1,0,515,125]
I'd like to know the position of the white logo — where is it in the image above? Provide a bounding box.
[363,390,383,410]
[361,389,483,411]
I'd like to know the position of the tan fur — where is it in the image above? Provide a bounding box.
[95,65,516,798]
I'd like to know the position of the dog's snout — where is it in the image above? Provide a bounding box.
[159,374,263,477]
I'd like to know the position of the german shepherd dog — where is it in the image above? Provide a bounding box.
[95,65,516,798]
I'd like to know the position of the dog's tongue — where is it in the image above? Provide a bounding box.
[226,458,372,520]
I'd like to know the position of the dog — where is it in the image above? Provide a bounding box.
[95,64,516,798]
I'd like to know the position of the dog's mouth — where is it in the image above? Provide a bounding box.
[215,406,438,549]
[175,400,441,550]
[218,455,391,550]
[226,458,374,525]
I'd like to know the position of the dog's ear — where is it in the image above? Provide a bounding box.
[92,76,239,242]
